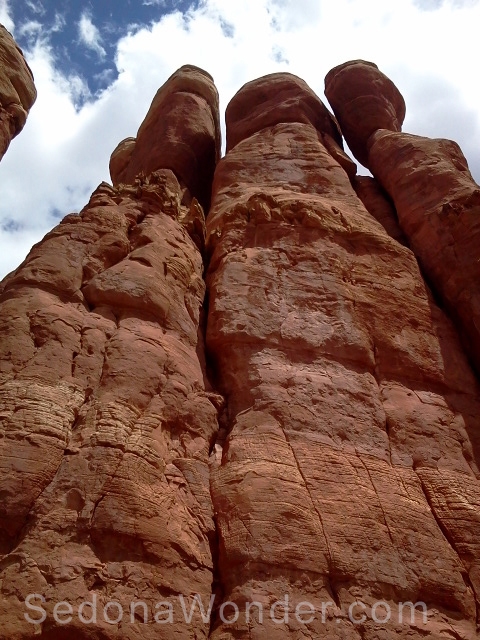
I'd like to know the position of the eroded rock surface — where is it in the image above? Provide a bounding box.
[325,59,480,376]
[1,60,480,640]
[324,60,405,168]
[0,67,221,640]
[109,64,220,211]
[0,25,36,161]
[205,72,480,639]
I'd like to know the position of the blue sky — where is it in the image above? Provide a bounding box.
[11,1,200,102]
[0,0,480,278]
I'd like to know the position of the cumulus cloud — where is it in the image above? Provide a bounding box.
[414,0,479,8]
[78,11,106,59]
[0,0,479,278]
[270,0,323,29]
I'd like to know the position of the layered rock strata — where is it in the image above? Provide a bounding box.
[325,60,480,376]
[0,25,36,161]
[0,66,221,640]
[205,72,480,638]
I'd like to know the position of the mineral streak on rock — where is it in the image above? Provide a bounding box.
[205,71,480,638]
[325,59,480,377]
[0,25,36,161]
[0,67,221,639]
[109,64,221,211]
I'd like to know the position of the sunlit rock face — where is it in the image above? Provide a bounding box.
[0,56,479,640]
[110,64,220,212]
[326,58,480,379]
[0,64,221,640]
[205,70,480,639]
[0,25,36,162]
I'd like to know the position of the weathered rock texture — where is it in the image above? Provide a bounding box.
[110,64,220,211]
[0,25,36,162]
[0,66,221,639]
[205,72,480,638]
[1,61,480,640]
[325,59,480,376]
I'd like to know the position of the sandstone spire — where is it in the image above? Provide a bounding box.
[0,54,479,640]
[325,59,480,377]
[0,65,221,639]
[0,25,36,162]
[110,64,220,210]
[205,71,480,638]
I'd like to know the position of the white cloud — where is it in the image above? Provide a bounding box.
[0,0,479,278]
[270,0,322,29]
[78,11,106,59]
[17,13,65,45]
[17,19,42,39]
[414,0,479,8]
[0,0,14,32]
[25,0,46,16]
[51,12,66,33]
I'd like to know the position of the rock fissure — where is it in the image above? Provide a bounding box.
[356,452,396,548]
[416,472,480,625]
[281,424,340,608]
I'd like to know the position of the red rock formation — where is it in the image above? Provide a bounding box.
[205,72,480,638]
[324,60,405,168]
[1,59,480,640]
[0,67,221,639]
[110,65,220,210]
[325,60,480,377]
[353,176,407,246]
[0,25,36,161]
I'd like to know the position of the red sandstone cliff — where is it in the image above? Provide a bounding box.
[0,51,479,640]
[325,60,480,377]
[205,71,480,639]
[0,25,36,161]
[0,65,221,640]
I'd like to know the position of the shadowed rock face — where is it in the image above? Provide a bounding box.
[0,25,36,161]
[325,59,480,378]
[1,62,480,640]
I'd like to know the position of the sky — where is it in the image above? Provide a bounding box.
[0,0,479,278]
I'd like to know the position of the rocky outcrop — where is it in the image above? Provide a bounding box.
[324,60,405,168]
[205,72,480,638]
[0,60,480,640]
[0,25,36,161]
[0,67,221,640]
[325,59,480,377]
[110,65,220,210]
